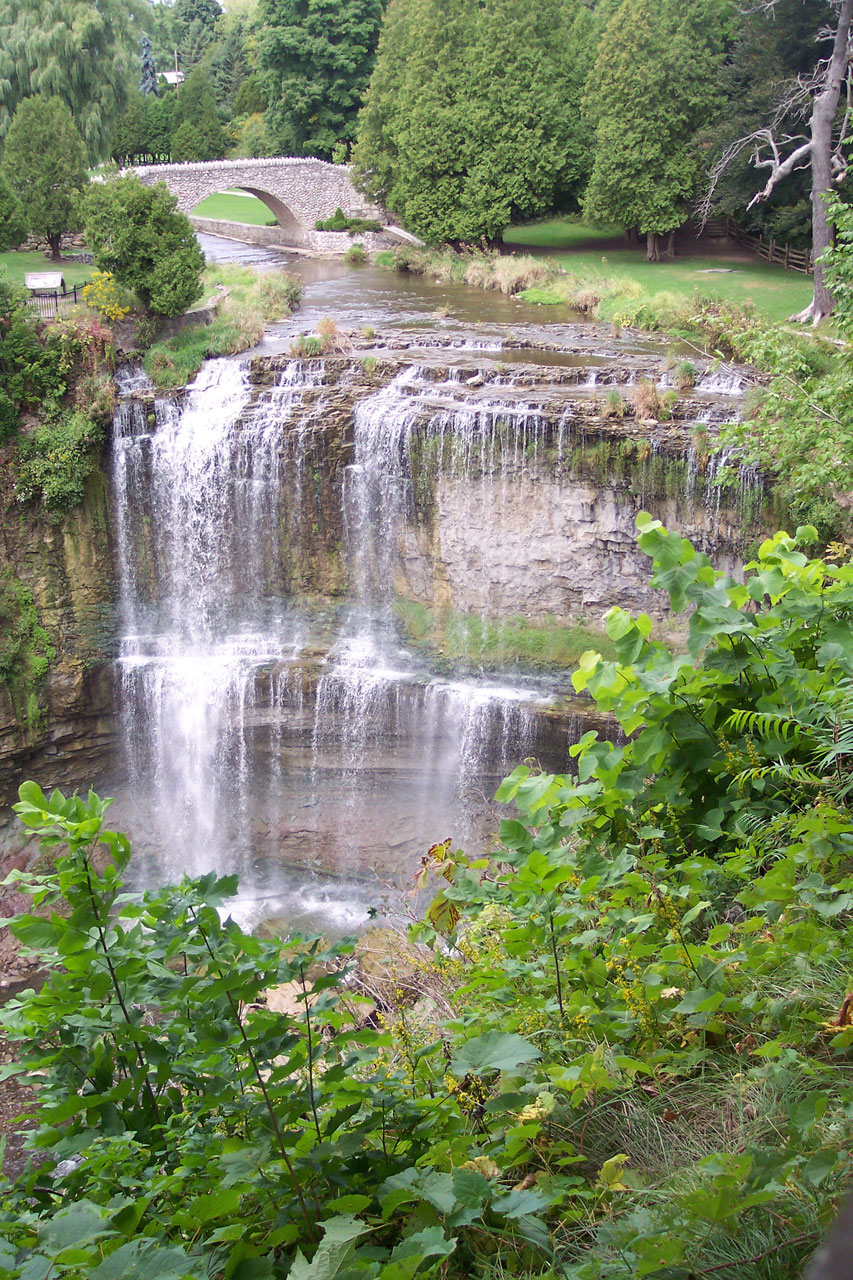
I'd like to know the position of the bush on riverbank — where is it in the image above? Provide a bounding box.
[1,523,852,1278]
[143,264,302,388]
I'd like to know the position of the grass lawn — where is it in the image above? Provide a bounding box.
[504,217,623,250]
[0,249,94,288]
[191,190,276,226]
[502,217,815,323]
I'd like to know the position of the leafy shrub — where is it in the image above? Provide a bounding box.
[315,206,382,234]
[344,242,368,265]
[675,358,696,390]
[602,387,624,418]
[15,409,106,519]
[84,175,205,318]
[0,785,559,1280]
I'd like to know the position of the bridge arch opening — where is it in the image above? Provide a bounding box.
[190,185,309,247]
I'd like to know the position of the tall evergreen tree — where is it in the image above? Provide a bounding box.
[583,0,731,259]
[0,170,27,251]
[174,66,227,158]
[112,91,152,165]
[354,0,596,243]
[258,0,384,159]
[0,0,138,161]
[2,97,87,260]
[208,17,251,114]
[140,33,158,96]
[174,0,222,68]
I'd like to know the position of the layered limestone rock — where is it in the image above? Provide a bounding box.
[0,468,117,807]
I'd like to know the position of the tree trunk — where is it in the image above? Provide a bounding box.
[625,226,639,246]
[661,230,676,260]
[645,230,658,261]
[48,233,62,262]
[790,0,853,324]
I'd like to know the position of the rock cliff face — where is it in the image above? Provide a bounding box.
[245,350,761,625]
[0,467,117,809]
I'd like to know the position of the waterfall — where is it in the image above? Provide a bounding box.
[112,359,320,883]
[110,355,564,928]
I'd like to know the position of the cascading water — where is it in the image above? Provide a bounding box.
[111,359,339,913]
[110,356,566,929]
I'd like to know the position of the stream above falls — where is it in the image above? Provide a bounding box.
[98,235,755,935]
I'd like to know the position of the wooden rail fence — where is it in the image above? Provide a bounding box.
[707,216,814,274]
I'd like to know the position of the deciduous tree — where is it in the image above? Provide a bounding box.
[83,175,205,317]
[2,97,87,261]
[702,0,853,323]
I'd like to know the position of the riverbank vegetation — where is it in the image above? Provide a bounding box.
[2,522,852,1278]
[142,262,301,387]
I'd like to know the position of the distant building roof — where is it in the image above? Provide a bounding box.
[25,272,65,292]
[162,70,184,85]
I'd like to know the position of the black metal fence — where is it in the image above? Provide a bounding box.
[25,284,89,320]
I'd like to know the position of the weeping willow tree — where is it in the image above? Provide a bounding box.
[0,0,140,161]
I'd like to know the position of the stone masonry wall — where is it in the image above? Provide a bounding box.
[133,158,384,248]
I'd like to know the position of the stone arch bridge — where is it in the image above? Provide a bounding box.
[132,157,416,251]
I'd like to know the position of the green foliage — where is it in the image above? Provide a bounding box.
[315,207,382,234]
[344,242,368,265]
[0,575,54,725]
[169,120,206,162]
[258,0,384,158]
[173,66,227,160]
[142,264,301,387]
[354,0,595,244]
[84,176,205,318]
[229,113,274,160]
[234,74,268,117]
[139,33,158,96]
[583,0,732,249]
[207,15,252,115]
[0,170,27,252]
[0,0,138,161]
[0,785,555,1279]
[15,410,106,520]
[823,194,853,341]
[0,272,71,441]
[1,97,87,260]
[173,0,222,70]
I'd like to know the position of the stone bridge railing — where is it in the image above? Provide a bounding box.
[131,157,398,252]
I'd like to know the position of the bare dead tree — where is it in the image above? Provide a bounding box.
[699,0,853,324]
